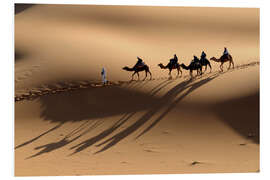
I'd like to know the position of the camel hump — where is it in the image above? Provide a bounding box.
[221,53,232,60]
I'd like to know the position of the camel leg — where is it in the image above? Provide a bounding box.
[143,70,147,81]
[204,65,207,73]
[190,70,193,78]
[208,63,212,73]
[231,59,235,69]
[137,72,140,80]
[177,68,180,77]
[148,70,152,80]
[169,69,172,77]
[220,62,224,72]
[228,61,231,70]
[131,72,136,80]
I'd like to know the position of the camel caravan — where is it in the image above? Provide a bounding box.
[122,47,234,80]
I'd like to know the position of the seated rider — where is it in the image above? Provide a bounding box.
[222,47,229,58]
[134,57,145,68]
[169,54,178,66]
[201,51,206,60]
[191,55,200,64]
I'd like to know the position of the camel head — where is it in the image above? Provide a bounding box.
[158,63,166,69]
[122,66,129,70]
[122,66,134,71]
[210,57,217,61]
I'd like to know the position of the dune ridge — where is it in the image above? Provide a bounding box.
[15,61,259,102]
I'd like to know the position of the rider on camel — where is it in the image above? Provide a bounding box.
[169,54,178,66]
[201,51,207,59]
[191,55,200,65]
[222,47,230,58]
[134,57,145,68]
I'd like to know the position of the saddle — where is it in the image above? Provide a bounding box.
[221,54,230,59]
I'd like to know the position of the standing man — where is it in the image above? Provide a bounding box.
[101,67,107,85]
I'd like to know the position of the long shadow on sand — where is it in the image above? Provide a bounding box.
[23,74,216,158]
[26,120,103,159]
[20,69,259,158]
[24,74,218,158]
[91,74,218,154]
[16,79,169,152]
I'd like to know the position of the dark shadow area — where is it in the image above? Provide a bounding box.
[39,86,161,123]
[213,92,259,143]
[15,4,35,14]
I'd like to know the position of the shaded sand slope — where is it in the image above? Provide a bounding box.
[15,64,259,176]
[15,5,259,93]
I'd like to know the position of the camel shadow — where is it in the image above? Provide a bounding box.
[91,74,218,154]
[26,120,103,159]
[15,123,64,149]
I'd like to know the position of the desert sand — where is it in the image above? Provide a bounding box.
[15,4,259,176]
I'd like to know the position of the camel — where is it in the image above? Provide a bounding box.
[122,64,152,81]
[210,54,234,72]
[200,57,212,73]
[158,63,182,77]
[180,61,202,77]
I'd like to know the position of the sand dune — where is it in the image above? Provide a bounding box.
[15,4,259,176]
